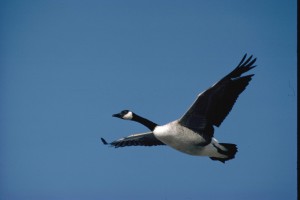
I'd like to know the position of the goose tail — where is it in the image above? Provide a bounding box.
[210,143,238,163]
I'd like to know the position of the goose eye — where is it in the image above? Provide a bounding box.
[121,110,129,115]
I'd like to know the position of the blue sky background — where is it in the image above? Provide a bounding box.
[0,0,297,200]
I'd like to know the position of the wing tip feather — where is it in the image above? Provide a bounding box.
[101,138,109,145]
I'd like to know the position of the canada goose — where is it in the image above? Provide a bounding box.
[101,54,256,163]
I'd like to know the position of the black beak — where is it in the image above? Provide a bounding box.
[112,113,122,118]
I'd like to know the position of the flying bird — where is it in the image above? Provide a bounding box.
[101,54,256,163]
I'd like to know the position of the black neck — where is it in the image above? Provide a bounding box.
[132,113,157,131]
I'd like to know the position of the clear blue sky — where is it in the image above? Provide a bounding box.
[0,0,297,200]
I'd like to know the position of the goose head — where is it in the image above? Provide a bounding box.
[112,109,158,131]
[112,110,133,120]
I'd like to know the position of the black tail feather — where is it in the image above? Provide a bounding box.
[210,143,238,163]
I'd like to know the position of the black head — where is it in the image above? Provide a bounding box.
[112,110,133,120]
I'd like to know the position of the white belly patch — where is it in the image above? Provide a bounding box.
[153,121,210,155]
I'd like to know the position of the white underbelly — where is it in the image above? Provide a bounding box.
[153,121,211,156]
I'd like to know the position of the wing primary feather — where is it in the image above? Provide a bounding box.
[245,58,257,68]
[101,138,108,145]
[242,55,253,66]
[237,54,247,67]
[228,54,256,78]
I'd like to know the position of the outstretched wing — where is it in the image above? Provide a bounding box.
[101,132,165,148]
[179,54,256,133]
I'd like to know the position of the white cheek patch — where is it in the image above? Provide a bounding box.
[123,111,133,120]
